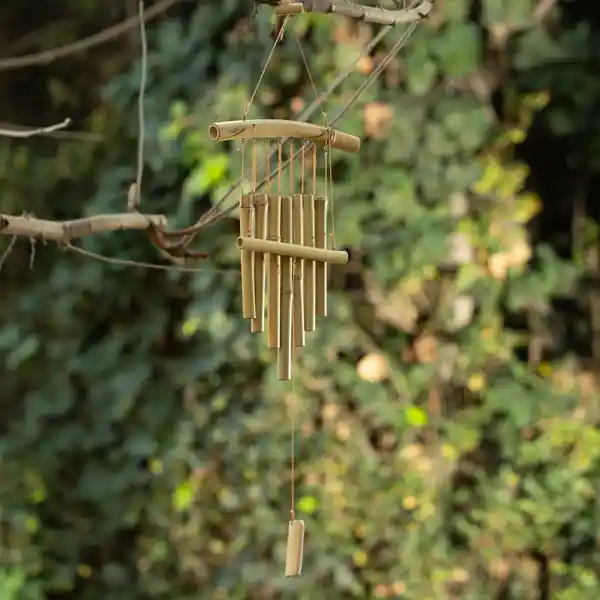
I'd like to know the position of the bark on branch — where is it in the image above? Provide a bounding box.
[266,0,435,25]
[0,213,166,242]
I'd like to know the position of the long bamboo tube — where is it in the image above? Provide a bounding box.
[251,194,268,333]
[240,194,255,319]
[292,194,305,347]
[209,120,361,154]
[314,195,328,316]
[237,238,348,264]
[267,195,281,349]
[278,196,293,380]
[302,194,316,331]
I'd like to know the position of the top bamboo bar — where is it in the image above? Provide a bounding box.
[209,120,361,154]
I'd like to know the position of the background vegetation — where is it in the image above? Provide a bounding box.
[1,0,599,598]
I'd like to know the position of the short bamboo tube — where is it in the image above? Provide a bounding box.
[267,195,281,349]
[278,196,293,380]
[292,194,305,347]
[285,519,305,577]
[314,196,328,317]
[251,194,268,333]
[240,194,255,319]
[302,194,316,332]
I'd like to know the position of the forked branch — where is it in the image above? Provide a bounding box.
[0,213,166,242]
[266,0,435,24]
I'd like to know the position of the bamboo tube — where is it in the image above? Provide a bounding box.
[314,195,328,316]
[292,194,306,347]
[278,195,293,381]
[209,120,361,154]
[251,194,268,333]
[237,237,348,264]
[267,195,281,349]
[275,3,304,15]
[240,194,255,319]
[284,520,305,577]
[302,194,316,332]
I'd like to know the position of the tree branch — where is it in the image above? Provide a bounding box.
[0,118,71,138]
[0,213,166,242]
[269,0,435,24]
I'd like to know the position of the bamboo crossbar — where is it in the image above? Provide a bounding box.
[209,120,360,154]
[237,237,348,265]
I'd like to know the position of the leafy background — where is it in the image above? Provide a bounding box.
[1,0,600,598]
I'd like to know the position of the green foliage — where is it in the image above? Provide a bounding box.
[0,1,599,599]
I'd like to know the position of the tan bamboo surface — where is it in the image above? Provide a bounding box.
[314,195,328,316]
[302,194,316,331]
[209,120,360,154]
[240,194,255,319]
[284,520,305,577]
[267,195,281,349]
[237,237,347,264]
[251,194,268,333]
[292,194,306,347]
[275,3,304,15]
[278,196,293,380]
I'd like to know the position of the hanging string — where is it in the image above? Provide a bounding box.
[289,139,296,523]
[243,17,289,119]
[312,144,317,195]
[294,32,329,128]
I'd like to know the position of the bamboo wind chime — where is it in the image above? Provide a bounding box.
[209,121,359,575]
[209,120,359,376]
[208,5,360,578]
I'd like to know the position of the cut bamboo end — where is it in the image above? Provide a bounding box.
[302,194,316,332]
[285,519,305,577]
[251,194,268,333]
[314,195,328,317]
[275,3,304,15]
[240,194,255,319]
[209,120,361,154]
[267,195,282,349]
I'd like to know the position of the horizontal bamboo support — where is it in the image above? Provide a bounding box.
[237,237,348,264]
[209,120,360,154]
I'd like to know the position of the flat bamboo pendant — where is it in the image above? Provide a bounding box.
[284,519,305,577]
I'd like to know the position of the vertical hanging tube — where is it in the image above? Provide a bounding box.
[314,195,328,317]
[302,194,316,332]
[278,195,293,380]
[267,195,281,348]
[292,194,306,347]
[240,194,256,319]
[251,194,268,333]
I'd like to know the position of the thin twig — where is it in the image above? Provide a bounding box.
[0,213,166,241]
[0,236,17,270]
[0,118,71,138]
[131,0,147,211]
[0,0,181,71]
[66,244,238,274]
